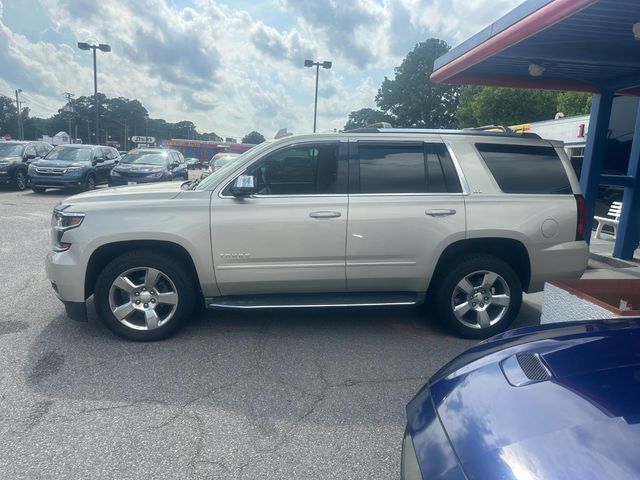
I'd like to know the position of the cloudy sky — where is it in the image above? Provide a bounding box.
[0,0,521,139]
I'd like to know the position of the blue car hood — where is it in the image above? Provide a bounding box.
[429,319,640,479]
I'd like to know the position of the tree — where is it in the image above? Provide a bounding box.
[456,86,559,127]
[0,95,19,138]
[556,92,591,117]
[343,108,395,130]
[242,131,266,144]
[375,39,459,128]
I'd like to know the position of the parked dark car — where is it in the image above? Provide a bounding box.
[28,144,119,193]
[0,141,52,190]
[402,318,640,480]
[185,157,200,169]
[108,148,188,186]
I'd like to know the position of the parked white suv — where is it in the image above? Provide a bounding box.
[46,128,588,341]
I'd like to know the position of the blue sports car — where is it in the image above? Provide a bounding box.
[402,319,640,479]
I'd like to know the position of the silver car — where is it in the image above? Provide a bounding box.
[46,128,588,341]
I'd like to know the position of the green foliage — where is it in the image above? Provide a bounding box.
[556,92,592,117]
[343,108,395,130]
[457,88,593,128]
[0,95,19,138]
[456,87,559,127]
[375,39,459,128]
[0,93,224,146]
[242,131,266,144]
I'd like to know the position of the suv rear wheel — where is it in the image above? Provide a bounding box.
[433,255,522,339]
[94,250,196,341]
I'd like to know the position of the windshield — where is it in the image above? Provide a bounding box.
[44,146,92,162]
[0,144,24,157]
[121,152,169,166]
[196,143,269,190]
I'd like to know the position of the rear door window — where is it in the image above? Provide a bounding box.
[475,143,572,194]
[356,142,462,194]
[358,143,426,194]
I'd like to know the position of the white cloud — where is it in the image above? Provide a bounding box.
[0,0,523,137]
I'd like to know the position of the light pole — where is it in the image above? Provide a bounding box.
[14,89,22,140]
[77,42,111,144]
[145,115,149,138]
[304,59,332,133]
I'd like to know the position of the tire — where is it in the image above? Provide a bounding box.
[94,250,196,341]
[32,186,46,194]
[14,169,27,191]
[84,173,96,191]
[433,254,522,339]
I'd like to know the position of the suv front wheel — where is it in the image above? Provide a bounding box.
[94,250,196,341]
[433,255,522,339]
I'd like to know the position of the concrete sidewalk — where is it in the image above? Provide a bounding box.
[588,233,640,278]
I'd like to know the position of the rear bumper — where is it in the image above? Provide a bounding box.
[528,240,589,292]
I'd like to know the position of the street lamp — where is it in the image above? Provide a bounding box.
[304,59,332,133]
[77,42,111,144]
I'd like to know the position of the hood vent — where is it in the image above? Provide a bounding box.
[516,353,551,381]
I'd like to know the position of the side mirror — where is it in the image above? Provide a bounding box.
[171,161,180,169]
[230,174,256,197]
[25,153,37,160]
[94,156,105,163]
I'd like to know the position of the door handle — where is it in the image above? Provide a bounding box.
[425,209,456,217]
[309,211,341,219]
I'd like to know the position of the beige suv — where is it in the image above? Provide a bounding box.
[46,128,588,341]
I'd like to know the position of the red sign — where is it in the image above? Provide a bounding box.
[3,134,11,140]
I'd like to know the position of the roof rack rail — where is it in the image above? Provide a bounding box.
[343,126,541,139]
[464,125,512,133]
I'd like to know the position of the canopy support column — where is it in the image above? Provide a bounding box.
[579,91,614,243]
[613,102,640,259]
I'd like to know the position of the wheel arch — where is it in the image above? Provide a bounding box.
[84,240,202,299]
[429,238,531,293]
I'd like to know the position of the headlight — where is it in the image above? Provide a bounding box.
[110,170,121,177]
[66,167,83,174]
[51,205,85,252]
[0,160,9,166]
[147,171,164,179]
[28,163,36,172]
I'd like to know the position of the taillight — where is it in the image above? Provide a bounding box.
[575,194,586,241]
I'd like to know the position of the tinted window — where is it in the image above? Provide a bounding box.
[24,145,37,157]
[426,143,462,193]
[476,143,572,194]
[36,143,51,157]
[359,143,426,194]
[247,143,340,195]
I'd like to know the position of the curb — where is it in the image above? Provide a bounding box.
[589,251,638,269]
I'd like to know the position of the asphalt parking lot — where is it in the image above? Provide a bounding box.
[0,174,542,480]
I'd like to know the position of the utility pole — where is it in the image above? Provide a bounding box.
[63,92,75,141]
[14,89,23,140]
[86,119,91,144]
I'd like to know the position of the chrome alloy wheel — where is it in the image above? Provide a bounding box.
[108,267,179,331]
[450,270,511,330]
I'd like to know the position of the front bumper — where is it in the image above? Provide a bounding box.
[46,249,87,320]
[29,173,84,188]
[0,169,15,184]
[109,175,167,186]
